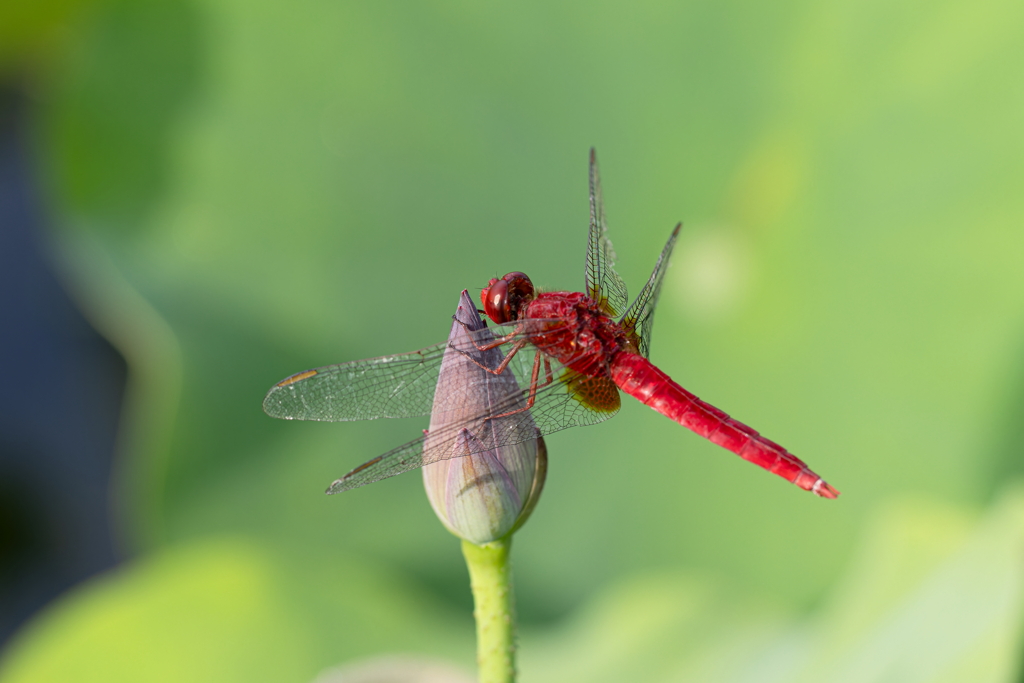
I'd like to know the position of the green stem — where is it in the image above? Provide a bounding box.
[462,537,516,683]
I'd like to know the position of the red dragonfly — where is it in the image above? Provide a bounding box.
[264,150,839,498]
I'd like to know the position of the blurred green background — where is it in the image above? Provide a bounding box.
[2,0,1024,680]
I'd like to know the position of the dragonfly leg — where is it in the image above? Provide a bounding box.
[484,350,555,421]
[449,338,529,376]
[452,316,522,351]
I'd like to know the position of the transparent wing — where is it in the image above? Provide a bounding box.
[263,318,584,423]
[327,349,620,494]
[327,295,621,493]
[619,223,681,358]
[263,344,449,421]
[585,148,629,317]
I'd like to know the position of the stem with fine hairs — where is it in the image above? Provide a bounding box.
[461,537,516,683]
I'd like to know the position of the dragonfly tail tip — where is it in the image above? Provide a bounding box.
[812,479,840,499]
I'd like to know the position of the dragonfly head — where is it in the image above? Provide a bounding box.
[481,272,535,324]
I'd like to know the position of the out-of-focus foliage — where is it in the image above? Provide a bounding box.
[2,0,1024,679]
[5,490,1023,682]
[0,538,473,682]
[520,488,1024,683]
[0,0,91,75]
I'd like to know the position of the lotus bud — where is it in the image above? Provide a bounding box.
[422,290,547,545]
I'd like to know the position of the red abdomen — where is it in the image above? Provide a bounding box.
[610,352,838,498]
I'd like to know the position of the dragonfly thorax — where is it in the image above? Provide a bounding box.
[522,291,629,377]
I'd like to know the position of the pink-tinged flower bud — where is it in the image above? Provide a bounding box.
[423,291,547,545]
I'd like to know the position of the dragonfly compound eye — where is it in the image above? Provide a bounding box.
[501,272,535,320]
[481,272,534,324]
[482,278,511,323]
